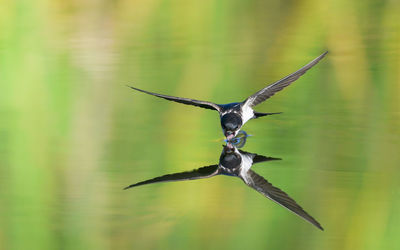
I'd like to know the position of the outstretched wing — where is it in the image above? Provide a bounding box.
[243,51,328,108]
[128,86,221,111]
[240,169,324,230]
[124,165,219,190]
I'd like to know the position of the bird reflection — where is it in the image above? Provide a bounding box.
[125,132,323,230]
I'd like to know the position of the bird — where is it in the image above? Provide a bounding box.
[128,51,328,140]
[124,140,324,230]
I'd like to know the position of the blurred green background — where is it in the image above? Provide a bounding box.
[1,0,399,249]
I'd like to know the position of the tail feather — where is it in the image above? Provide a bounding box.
[254,112,282,118]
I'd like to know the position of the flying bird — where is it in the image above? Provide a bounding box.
[128,52,327,139]
[124,142,324,230]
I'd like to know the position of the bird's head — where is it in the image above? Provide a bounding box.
[221,113,242,140]
[220,145,242,171]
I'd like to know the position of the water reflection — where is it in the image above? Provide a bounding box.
[225,130,250,148]
[125,132,323,230]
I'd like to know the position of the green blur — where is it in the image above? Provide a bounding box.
[0,0,399,249]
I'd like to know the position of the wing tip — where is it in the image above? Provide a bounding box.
[318,51,329,59]
[305,213,324,231]
[123,183,140,190]
[126,85,138,90]
[315,222,324,231]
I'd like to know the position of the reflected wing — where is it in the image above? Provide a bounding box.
[241,169,323,230]
[127,86,221,111]
[124,165,219,190]
[238,149,282,164]
[243,52,328,108]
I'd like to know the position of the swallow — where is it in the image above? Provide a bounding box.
[124,143,324,230]
[128,51,328,140]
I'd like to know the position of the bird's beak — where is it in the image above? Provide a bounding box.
[226,142,234,150]
[225,132,235,141]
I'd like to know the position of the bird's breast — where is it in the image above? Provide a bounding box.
[241,105,255,125]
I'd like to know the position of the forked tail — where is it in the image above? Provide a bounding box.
[254,112,282,118]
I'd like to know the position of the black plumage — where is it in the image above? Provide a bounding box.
[128,51,328,139]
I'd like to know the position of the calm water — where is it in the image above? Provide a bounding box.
[1,0,399,249]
